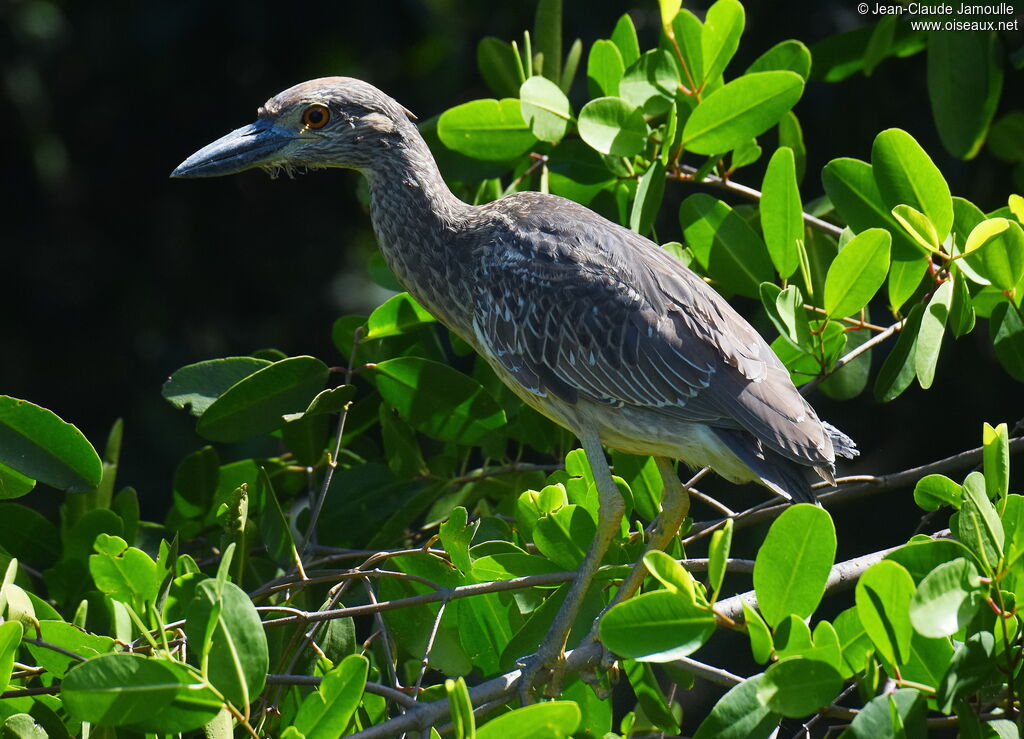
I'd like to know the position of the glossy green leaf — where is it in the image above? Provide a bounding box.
[670,10,705,89]
[0,714,46,739]
[520,76,572,143]
[947,270,975,338]
[62,654,183,727]
[872,128,953,241]
[991,301,1024,383]
[753,504,836,627]
[533,505,595,570]
[692,674,779,739]
[89,533,159,609]
[833,606,872,676]
[746,40,811,80]
[162,357,271,416]
[700,0,745,84]
[892,204,941,253]
[927,30,1003,159]
[364,292,436,340]
[0,396,101,493]
[577,96,648,157]
[708,518,733,598]
[294,384,356,420]
[855,559,915,667]
[369,357,506,443]
[644,550,698,600]
[619,49,678,115]
[823,229,891,319]
[956,471,1004,573]
[586,39,624,97]
[184,578,269,709]
[600,590,716,662]
[196,356,329,442]
[742,600,773,663]
[610,13,640,67]
[778,111,806,182]
[963,218,1024,290]
[0,620,23,690]
[0,463,34,500]
[773,614,812,660]
[914,278,952,389]
[760,147,802,278]
[679,193,774,298]
[682,71,803,155]
[477,37,522,98]
[776,285,812,350]
[908,557,983,638]
[847,688,926,739]
[476,701,581,739]
[438,98,537,161]
[983,422,1010,500]
[913,473,963,511]
[292,655,368,739]
[629,160,665,235]
[874,303,924,402]
[439,506,476,575]
[757,656,843,718]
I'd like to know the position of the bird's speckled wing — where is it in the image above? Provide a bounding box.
[471,192,834,468]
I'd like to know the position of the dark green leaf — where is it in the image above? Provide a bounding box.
[847,688,926,739]
[753,504,836,627]
[292,654,368,739]
[988,111,1024,162]
[1,714,46,739]
[577,96,648,157]
[162,357,270,416]
[778,112,806,182]
[937,631,996,713]
[874,303,925,402]
[624,659,680,734]
[927,31,1003,159]
[477,37,522,98]
[0,463,34,500]
[983,422,1010,500]
[855,559,915,667]
[747,40,811,80]
[532,0,562,83]
[692,674,779,739]
[629,160,666,235]
[600,590,716,662]
[369,357,506,443]
[682,72,803,155]
[437,99,537,161]
[757,657,843,718]
[948,270,976,337]
[679,193,774,298]
[0,396,101,493]
[991,301,1024,382]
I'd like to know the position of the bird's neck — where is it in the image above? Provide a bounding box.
[362,122,477,329]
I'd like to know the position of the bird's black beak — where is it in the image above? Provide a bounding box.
[170,118,295,178]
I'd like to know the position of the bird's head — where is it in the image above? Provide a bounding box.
[171,77,417,179]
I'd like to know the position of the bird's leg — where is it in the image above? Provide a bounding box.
[517,427,625,704]
[579,456,691,666]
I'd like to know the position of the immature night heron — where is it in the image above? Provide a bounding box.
[173,77,856,696]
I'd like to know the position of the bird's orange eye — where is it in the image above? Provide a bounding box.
[302,104,330,129]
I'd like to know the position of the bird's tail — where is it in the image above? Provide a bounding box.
[710,427,818,505]
[823,421,858,459]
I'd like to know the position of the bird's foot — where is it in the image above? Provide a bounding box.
[516,645,568,705]
[578,639,619,700]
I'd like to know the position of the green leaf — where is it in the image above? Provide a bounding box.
[0,396,101,493]
[892,204,941,254]
[520,76,572,143]
[477,37,522,98]
[62,653,183,727]
[692,674,780,739]
[679,194,774,298]
[439,507,476,575]
[778,112,806,182]
[476,701,581,739]
[913,474,963,511]
[0,463,34,500]
[936,631,996,713]
[847,688,926,739]
[991,301,1024,382]
[956,471,1004,573]
[927,30,1003,159]
[1,714,46,739]
[533,505,595,570]
[369,357,506,444]
[983,422,1010,500]
[819,324,872,400]
[963,218,1024,290]
[643,550,699,600]
[742,600,773,664]
[824,228,891,318]
[757,656,843,718]
[708,518,733,598]
[872,128,953,241]
[586,39,624,97]
[700,0,744,85]
[874,303,925,402]
[89,534,159,609]
[908,557,983,638]
[610,13,640,67]
[437,98,537,161]
[833,607,872,676]
[162,357,271,416]
[293,655,368,739]
[746,40,812,81]
[629,160,666,235]
[0,620,23,690]
[753,504,836,627]
[914,278,952,389]
[989,112,1024,162]
[760,147,802,278]
[184,578,269,709]
[196,356,329,442]
[670,11,705,89]
[657,0,681,29]
[682,71,803,155]
[577,96,648,157]
[364,292,436,340]
[624,659,680,734]
[855,559,915,667]
[532,0,562,83]
[948,270,976,338]
[600,590,716,662]
[619,49,678,115]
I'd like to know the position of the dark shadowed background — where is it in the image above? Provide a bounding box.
[2,0,1019,534]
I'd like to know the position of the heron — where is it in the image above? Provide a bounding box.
[172,77,856,698]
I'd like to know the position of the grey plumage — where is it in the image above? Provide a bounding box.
[172,76,856,505]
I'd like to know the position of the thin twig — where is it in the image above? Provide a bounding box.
[265,675,417,709]
[801,319,906,395]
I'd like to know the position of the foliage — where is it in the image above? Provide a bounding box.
[1,0,1023,736]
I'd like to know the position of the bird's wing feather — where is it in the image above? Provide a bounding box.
[471,192,834,467]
